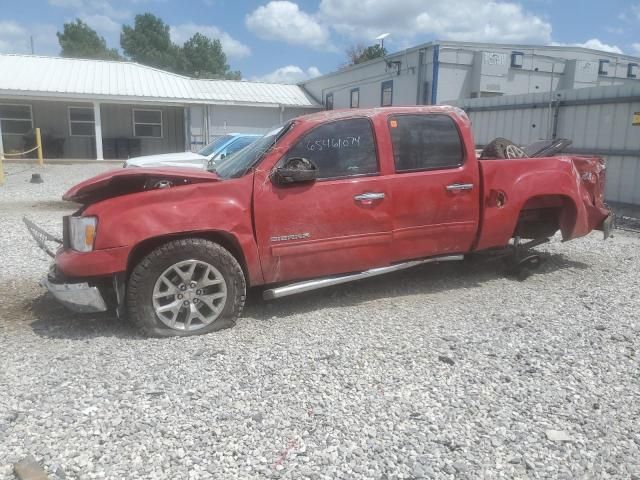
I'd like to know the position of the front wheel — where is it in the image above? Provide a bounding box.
[127,239,246,337]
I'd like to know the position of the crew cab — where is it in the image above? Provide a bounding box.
[26,106,612,337]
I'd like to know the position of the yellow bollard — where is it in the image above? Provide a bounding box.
[35,127,44,166]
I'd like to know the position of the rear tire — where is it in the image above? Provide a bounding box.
[127,238,246,337]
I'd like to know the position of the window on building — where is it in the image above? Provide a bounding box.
[388,114,464,172]
[133,109,162,138]
[350,88,360,108]
[68,107,95,136]
[598,60,609,76]
[325,93,334,110]
[511,51,524,68]
[628,63,638,78]
[381,80,393,107]
[0,104,32,135]
[285,118,378,180]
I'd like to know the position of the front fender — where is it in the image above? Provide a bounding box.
[80,176,263,285]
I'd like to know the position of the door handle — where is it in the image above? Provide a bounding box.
[446,183,474,192]
[354,192,385,202]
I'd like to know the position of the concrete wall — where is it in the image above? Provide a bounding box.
[450,83,640,206]
[0,98,185,158]
[302,41,640,109]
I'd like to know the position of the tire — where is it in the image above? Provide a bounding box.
[127,238,246,337]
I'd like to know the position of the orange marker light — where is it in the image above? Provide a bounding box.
[85,224,96,247]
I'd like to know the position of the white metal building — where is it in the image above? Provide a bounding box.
[0,54,320,160]
[451,83,640,207]
[303,40,640,109]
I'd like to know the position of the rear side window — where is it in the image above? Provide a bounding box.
[389,114,464,172]
[286,118,378,179]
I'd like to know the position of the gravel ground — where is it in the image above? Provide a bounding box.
[1,163,639,480]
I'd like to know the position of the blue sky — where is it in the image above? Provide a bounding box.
[1,0,639,83]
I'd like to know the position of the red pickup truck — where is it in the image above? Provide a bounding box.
[27,106,612,337]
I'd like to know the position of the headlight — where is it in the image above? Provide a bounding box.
[69,216,98,252]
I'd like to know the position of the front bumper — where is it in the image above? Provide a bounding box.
[40,275,108,313]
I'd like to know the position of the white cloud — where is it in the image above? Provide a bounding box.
[49,0,83,6]
[0,20,27,38]
[81,14,121,33]
[49,0,131,20]
[605,26,625,35]
[632,43,640,56]
[551,38,623,54]
[170,23,251,59]
[254,65,321,84]
[317,0,552,44]
[0,21,58,55]
[245,1,331,50]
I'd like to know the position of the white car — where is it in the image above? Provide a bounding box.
[124,133,261,168]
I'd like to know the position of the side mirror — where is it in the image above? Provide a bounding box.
[273,157,318,185]
[219,152,227,160]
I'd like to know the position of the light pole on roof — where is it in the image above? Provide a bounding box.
[375,33,390,51]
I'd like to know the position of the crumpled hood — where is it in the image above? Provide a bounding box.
[125,151,207,167]
[63,167,219,204]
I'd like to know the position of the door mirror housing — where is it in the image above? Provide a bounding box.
[273,157,318,185]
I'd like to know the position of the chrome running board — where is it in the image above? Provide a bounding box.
[262,255,464,300]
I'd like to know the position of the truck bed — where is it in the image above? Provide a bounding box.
[474,155,609,251]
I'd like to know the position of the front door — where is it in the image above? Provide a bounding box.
[385,113,480,261]
[253,117,393,284]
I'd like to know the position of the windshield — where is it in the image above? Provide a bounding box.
[197,135,234,157]
[212,123,292,179]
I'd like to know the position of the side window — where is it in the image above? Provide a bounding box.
[389,114,464,172]
[286,118,378,180]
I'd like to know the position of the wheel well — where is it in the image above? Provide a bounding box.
[126,231,250,285]
[516,195,577,240]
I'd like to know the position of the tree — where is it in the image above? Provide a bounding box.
[120,13,241,79]
[182,33,240,79]
[345,43,387,67]
[120,13,184,72]
[57,19,122,60]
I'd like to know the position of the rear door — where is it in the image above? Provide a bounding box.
[253,117,393,284]
[385,113,480,261]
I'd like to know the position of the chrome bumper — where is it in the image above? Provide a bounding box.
[40,277,108,313]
